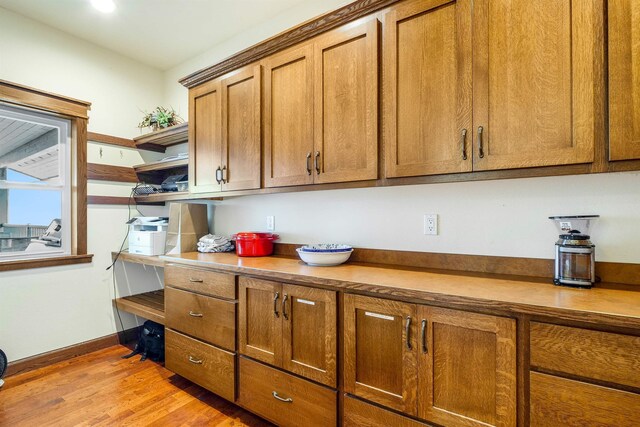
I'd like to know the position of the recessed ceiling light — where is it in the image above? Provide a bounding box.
[91,0,116,13]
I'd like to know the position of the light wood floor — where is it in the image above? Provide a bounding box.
[0,345,273,426]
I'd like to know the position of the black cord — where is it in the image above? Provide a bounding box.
[108,183,146,342]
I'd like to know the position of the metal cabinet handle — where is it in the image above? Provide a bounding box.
[314,151,321,175]
[421,319,428,353]
[477,126,484,158]
[215,166,222,184]
[306,152,312,175]
[282,294,289,320]
[405,316,412,350]
[221,165,228,184]
[461,128,468,160]
[273,292,280,318]
[189,278,203,283]
[189,311,203,317]
[188,356,203,364]
[272,391,293,403]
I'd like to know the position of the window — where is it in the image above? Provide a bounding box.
[0,104,72,260]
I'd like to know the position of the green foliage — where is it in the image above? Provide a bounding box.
[138,106,183,131]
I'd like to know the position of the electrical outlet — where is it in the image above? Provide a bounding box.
[424,214,438,235]
[266,216,275,231]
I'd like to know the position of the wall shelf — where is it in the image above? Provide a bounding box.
[133,122,188,151]
[114,290,165,325]
[133,158,188,173]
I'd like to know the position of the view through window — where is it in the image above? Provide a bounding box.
[0,104,71,260]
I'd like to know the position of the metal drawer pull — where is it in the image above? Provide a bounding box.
[189,278,203,283]
[221,165,228,184]
[282,293,289,320]
[188,356,203,364]
[189,311,203,317]
[421,319,428,353]
[306,152,312,175]
[461,128,468,160]
[405,316,412,350]
[477,126,484,158]
[273,292,280,318]
[215,166,222,184]
[272,391,293,403]
[314,151,321,175]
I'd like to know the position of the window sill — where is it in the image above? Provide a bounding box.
[0,254,93,272]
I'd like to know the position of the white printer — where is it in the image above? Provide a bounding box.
[127,217,169,256]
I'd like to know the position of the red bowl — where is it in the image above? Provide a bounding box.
[233,232,279,257]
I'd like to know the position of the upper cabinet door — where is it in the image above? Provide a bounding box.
[384,0,472,178]
[281,284,337,387]
[344,294,418,416]
[189,79,222,194]
[609,0,640,160]
[238,277,282,367]
[472,0,602,170]
[221,64,261,191]
[263,44,315,187]
[314,18,379,184]
[417,306,516,427]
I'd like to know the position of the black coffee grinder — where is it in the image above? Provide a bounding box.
[549,215,599,288]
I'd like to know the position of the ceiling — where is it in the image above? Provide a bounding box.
[0,0,315,70]
[0,118,59,181]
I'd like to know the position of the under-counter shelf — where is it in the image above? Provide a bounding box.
[114,290,165,325]
[111,251,164,267]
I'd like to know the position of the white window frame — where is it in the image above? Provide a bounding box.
[0,104,72,261]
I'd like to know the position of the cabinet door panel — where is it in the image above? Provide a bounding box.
[418,306,516,427]
[314,18,378,184]
[344,294,418,415]
[473,0,601,170]
[384,0,472,177]
[609,0,640,160]
[238,277,281,366]
[264,44,315,187]
[281,284,337,387]
[189,80,222,193]
[221,64,261,191]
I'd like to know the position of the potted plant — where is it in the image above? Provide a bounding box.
[138,107,183,132]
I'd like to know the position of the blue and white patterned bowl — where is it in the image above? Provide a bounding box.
[296,248,353,266]
[298,244,353,253]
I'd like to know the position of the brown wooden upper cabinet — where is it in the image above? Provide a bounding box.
[189,64,261,193]
[238,277,337,387]
[385,0,602,177]
[344,294,516,426]
[609,0,640,161]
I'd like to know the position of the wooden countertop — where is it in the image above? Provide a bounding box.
[161,252,640,330]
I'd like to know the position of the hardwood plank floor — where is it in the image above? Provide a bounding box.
[0,345,273,426]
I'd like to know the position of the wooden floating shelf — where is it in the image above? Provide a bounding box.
[133,122,188,150]
[114,290,165,325]
[134,191,191,204]
[133,158,188,173]
[112,251,165,267]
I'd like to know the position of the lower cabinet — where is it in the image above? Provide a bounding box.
[343,294,517,427]
[343,395,432,427]
[165,329,235,402]
[237,356,337,427]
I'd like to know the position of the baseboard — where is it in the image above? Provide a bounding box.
[6,326,139,378]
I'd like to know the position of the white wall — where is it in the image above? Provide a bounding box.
[213,172,640,263]
[0,7,167,363]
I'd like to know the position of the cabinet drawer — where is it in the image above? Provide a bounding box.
[237,357,337,427]
[530,372,640,427]
[165,286,236,351]
[530,322,640,388]
[344,395,432,427]
[165,264,236,299]
[165,329,235,402]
